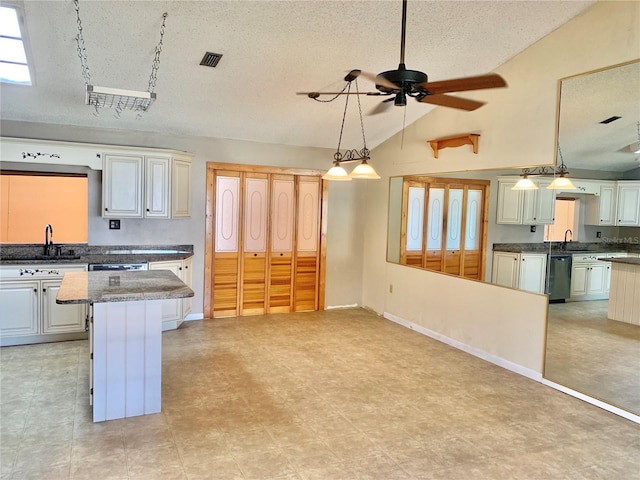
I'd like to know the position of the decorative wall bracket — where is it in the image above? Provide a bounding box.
[428,133,480,158]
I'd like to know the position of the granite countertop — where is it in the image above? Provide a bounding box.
[493,242,640,255]
[599,257,640,266]
[0,244,193,265]
[57,270,194,304]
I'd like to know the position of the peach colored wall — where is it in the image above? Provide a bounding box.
[1,175,88,243]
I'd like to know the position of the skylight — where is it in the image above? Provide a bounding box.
[0,5,31,85]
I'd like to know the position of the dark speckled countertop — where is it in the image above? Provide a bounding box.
[0,244,193,265]
[57,270,194,304]
[493,242,640,255]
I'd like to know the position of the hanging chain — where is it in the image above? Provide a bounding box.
[354,79,369,157]
[148,12,168,94]
[334,82,352,160]
[312,82,349,103]
[74,0,90,86]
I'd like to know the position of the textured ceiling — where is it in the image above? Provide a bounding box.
[2,0,597,155]
[559,61,640,173]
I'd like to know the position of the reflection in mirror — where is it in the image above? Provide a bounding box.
[544,60,640,416]
[387,175,489,280]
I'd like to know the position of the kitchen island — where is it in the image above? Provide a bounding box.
[57,270,193,422]
[602,257,640,325]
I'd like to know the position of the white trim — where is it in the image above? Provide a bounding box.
[184,313,204,321]
[383,311,639,425]
[383,312,541,380]
[326,303,360,310]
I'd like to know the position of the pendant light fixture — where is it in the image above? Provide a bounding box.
[547,146,576,190]
[321,70,380,181]
[511,145,576,190]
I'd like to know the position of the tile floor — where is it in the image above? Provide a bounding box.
[1,308,639,479]
[546,300,640,414]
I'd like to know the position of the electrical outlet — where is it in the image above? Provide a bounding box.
[389,284,393,293]
[109,219,121,230]
[596,231,602,238]
[530,225,536,233]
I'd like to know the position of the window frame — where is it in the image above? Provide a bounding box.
[0,3,34,86]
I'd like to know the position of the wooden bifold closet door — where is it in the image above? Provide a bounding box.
[205,164,326,319]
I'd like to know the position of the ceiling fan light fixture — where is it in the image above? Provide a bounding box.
[350,160,380,179]
[394,90,407,106]
[322,164,352,181]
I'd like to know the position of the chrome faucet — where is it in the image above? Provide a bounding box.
[44,224,54,256]
[562,229,573,249]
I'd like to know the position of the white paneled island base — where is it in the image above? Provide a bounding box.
[92,301,162,422]
[57,270,193,422]
[606,258,640,325]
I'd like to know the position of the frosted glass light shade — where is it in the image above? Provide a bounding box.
[322,164,351,181]
[512,177,538,190]
[350,161,380,179]
[547,176,576,190]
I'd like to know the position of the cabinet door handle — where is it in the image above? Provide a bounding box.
[146,208,150,212]
[105,208,108,212]
[33,288,37,293]
[42,288,47,293]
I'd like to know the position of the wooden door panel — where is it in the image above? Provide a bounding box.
[295,177,320,311]
[269,175,295,313]
[213,253,239,317]
[215,175,240,253]
[294,255,318,311]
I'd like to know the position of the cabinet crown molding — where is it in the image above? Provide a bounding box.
[1,137,192,170]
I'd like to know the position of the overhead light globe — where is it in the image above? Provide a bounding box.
[512,176,538,190]
[547,175,576,190]
[322,164,351,181]
[350,160,380,179]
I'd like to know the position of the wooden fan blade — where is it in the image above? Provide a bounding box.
[358,71,401,91]
[418,94,485,111]
[418,73,507,95]
[367,99,395,116]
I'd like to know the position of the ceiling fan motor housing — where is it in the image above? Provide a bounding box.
[376,64,428,94]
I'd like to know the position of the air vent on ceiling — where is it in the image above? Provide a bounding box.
[200,52,223,68]
[600,115,621,124]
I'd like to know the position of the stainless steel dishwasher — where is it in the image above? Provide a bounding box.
[546,254,572,302]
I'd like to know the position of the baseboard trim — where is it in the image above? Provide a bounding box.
[184,313,204,321]
[326,303,360,310]
[383,311,639,424]
[383,312,541,381]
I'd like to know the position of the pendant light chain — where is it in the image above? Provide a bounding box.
[334,81,352,160]
[355,79,370,157]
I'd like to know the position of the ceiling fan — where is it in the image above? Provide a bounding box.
[297,0,507,114]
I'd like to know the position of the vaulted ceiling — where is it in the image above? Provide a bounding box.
[3,0,596,153]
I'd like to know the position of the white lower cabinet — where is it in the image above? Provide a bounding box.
[491,252,547,294]
[569,253,625,301]
[0,264,88,346]
[149,257,193,331]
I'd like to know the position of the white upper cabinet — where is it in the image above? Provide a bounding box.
[171,156,192,218]
[496,180,523,224]
[145,157,171,218]
[103,150,192,219]
[103,154,144,217]
[497,177,554,225]
[616,181,640,226]
[584,181,617,226]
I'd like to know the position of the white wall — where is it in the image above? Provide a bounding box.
[363,1,640,373]
[0,121,366,315]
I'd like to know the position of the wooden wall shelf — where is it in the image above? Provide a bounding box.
[428,133,480,158]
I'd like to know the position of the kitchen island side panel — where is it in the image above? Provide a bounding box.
[92,300,162,422]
